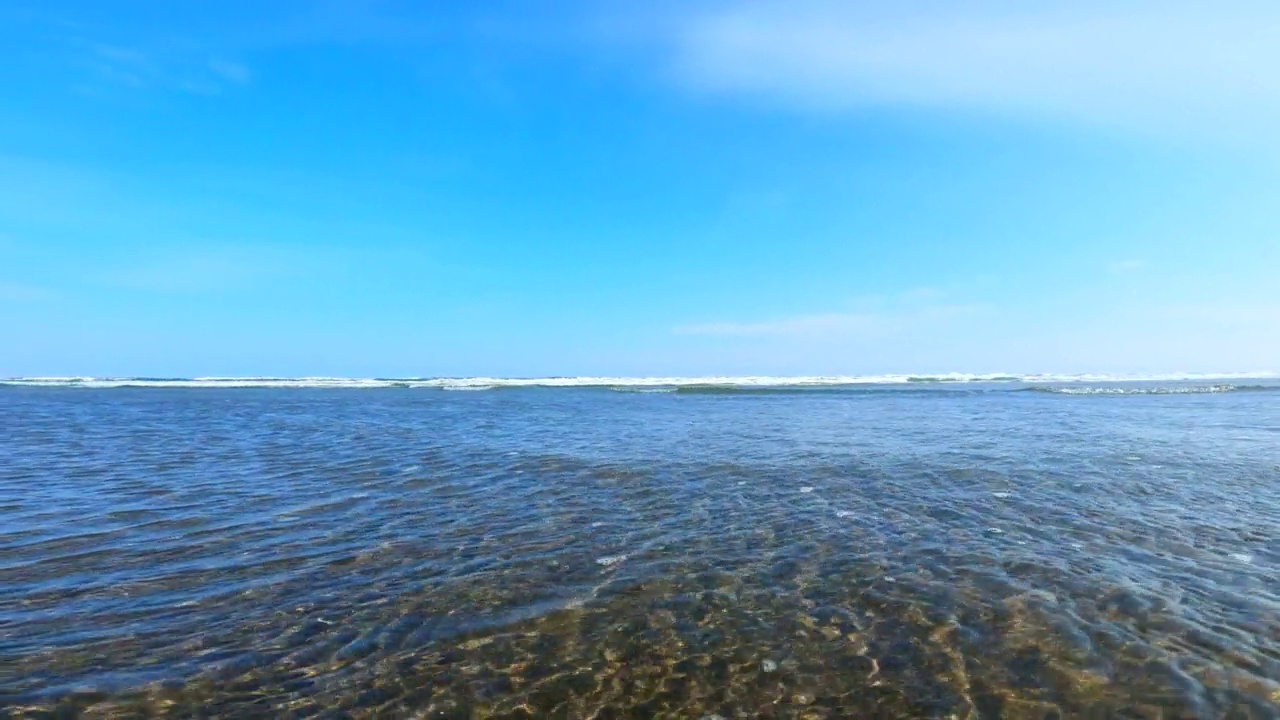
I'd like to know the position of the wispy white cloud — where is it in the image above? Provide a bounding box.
[1106,259,1145,275]
[0,281,58,302]
[1173,302,1280,327]
[677,311,883,337]
[100,246,292,294]
[668,1,1280,147]
[75,41,251,96]
[207,58,251,84]
[1021,299,1280,373]
[672,295,1280,374]
[677,293,990,338]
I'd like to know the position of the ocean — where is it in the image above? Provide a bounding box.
[2,376,1278,718]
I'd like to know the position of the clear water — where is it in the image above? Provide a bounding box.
[2,382,1278,718]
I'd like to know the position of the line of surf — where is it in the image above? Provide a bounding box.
[1,372,1275,389]
[1021,383,1280,395]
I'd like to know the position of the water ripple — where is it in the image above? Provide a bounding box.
[2,383,1278,717]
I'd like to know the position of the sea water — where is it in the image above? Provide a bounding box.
[2,377,1278,717]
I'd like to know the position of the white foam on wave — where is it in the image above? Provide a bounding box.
[1033,384,1249,395]
[2,371,1275,389]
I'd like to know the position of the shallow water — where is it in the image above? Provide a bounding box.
[2,382,1279,718]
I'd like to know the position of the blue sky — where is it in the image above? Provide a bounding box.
[2,1,1278,377]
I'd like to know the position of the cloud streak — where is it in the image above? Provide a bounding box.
[1106,259,1145,275]
[0,282,58,303]
[677,312,883,337]
[77,41,251,96]
[100,245,298,295]
[677,301,989,338]
[668,1,1280,146]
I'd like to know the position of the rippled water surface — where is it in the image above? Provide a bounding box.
[3,382,1279,718]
